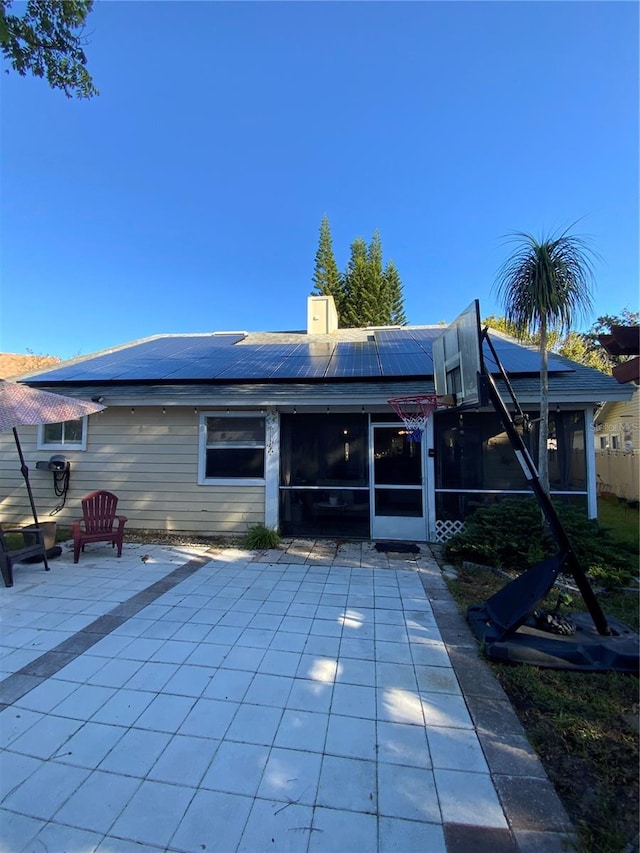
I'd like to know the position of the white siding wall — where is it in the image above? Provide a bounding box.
[0,407,265,534]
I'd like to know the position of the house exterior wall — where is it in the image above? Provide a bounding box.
[594,392,639,501]
[0,399,612,538]
[0,408,265,534]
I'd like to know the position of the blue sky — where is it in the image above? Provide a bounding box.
[1,1,638,362]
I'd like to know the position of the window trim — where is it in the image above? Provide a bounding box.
[198,411,267,486]
[37,416,88,451]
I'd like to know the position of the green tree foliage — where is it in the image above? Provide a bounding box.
[484,310,639,375]
[312,219,407,328]
[312,215,343,313]
[576,309,640,372]
[0,0,98,98]
[493,226,596,494]
[385,260,407,326]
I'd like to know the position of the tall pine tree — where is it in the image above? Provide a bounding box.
[385,260,407,326]
[311,216,343,314]
[311,218,407,328]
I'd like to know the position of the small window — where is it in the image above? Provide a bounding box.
[599,436,609,450]
[200,414,266,483]
[38,417,87,450]
[610,435,620,450]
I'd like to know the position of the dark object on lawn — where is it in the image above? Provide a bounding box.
[375,542,420,554]
[534,609,576,636]
[437,307,639,673]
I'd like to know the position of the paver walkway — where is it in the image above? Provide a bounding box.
[0,538,574,852]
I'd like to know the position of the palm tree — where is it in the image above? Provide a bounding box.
[494,226,597,494]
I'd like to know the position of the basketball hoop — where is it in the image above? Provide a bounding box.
[388,394,447,442]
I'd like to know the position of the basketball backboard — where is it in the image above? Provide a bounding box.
[433,299,484,408]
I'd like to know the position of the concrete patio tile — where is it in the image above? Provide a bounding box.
[376,685,426,727]
[324,712,377,761]
[317,754,377,813]
[47,653,107,684]
[339,636,376,660]
[286,677,334,713]
[414,663,462,694]
[378,762,441,823]
[379,816,447,853]
[274,708,329,752]
[90,688,156,727]
[220,645,266,671]
[421,691,474,729]
[244,673,294,706]
[133,692,195,733]
[21,822,104,853]
[435,768,509,828]
[52,769,139,832]
[376,719,432,769]
[170,789,253,852]
[148,733,219,787]
[178,696,239,739]
[375,640,414,665]
[258,648,302,677]
[3,760,90,820]
[109,778,195,848]
[308,806,377,852]
[98,727,171,777]
[0,750,42,799]
[257,746,322,805]
[238,798,313,852]
[225,701,282,745]
[202,667,253,702]
[9,712,83,759]
[13,675,78,712]
[95,838,160,852]
[376,660,418,690]
[304,634,341,657]
[0,809,45,853]
[334,656,375,687]
[331,682,377,719]
[427,725,490,772]
[201,740,269,796]
[48,683,117,721]
[0,540,569,850]
[162,663,216,698]
[84,657,143,688]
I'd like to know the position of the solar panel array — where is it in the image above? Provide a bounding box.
[33,328,573,383]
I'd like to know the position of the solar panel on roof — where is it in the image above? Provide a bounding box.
[325,350,381,377]
[375,330,424,353]
[379,351,433,376]
[484,339,573,374]
[269,356,332,379]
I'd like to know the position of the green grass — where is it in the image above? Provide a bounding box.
[446,563,639,852]
[597,496,639,552]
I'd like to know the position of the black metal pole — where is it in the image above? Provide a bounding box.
[12,427,50,572]
[480,339,610,636]
[13,427,40,525]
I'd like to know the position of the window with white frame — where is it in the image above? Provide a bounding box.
[38,417,87,450]
[599,436,609,450]
[610,435,620,450]
[200,414,266,483]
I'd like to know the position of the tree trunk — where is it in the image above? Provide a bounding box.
[538,319,550,494]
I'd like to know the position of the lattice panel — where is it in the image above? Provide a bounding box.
[434,519,465,543]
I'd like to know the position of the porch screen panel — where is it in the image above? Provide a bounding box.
[434,410,588,523]
[280,414,368,486]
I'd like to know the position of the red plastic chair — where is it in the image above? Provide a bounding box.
[72,491,128,564]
